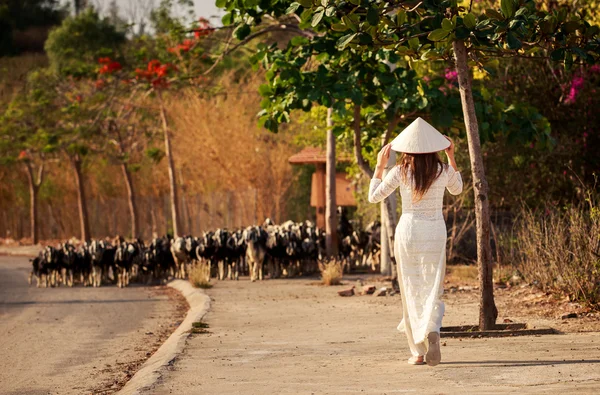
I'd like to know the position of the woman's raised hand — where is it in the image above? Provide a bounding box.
[443,135,459,171]
[376,143,392,169]
[443,135,455,158]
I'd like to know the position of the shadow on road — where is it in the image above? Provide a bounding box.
[2,298,157,305]
[442,359,600,367]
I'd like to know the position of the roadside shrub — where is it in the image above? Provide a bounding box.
[318,258,344,286]
[189,261,212,289]
[513,190,600,307]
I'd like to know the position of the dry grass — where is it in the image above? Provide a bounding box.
[445,264,478,285]
[511,192,600,307]
[167,72,299,224]
[318,258,344,286]
[189,261,213,289]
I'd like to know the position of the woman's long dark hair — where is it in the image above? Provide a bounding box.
[399,152,444,201]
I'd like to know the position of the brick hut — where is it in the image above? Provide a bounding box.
[288,147,356,229]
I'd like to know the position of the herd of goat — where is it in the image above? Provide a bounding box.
[28,218,383,288]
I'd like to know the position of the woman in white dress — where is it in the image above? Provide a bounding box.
[368,117,463,366]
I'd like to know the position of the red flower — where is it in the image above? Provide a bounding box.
[147,60,161,72]
[194,17,213,38]
[18,151,27,160]
[98,57,111,64]
[158,65,171,77]
[95,79,106,89]
[98,60,122,74]
[168,39,196,54]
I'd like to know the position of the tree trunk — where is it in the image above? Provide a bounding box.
[379,150,397,276]
[71,156,91,242]
[352,105,398,278]
[24,163,43,245]
[325,107,338,257]
[157,91,181,237]
[453,40,498,330]
[121,163,139,239]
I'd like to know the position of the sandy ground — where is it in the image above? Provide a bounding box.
[0,256,187,395]
[151,276,600,395]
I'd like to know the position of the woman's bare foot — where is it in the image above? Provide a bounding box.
[407,355,424,365]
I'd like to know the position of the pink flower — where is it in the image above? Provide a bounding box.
[563,170,567,175]
[565,76,585,104]
[590,64,600,73]
[444,68,458,83]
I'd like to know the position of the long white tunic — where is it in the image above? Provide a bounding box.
[368,163,463,346]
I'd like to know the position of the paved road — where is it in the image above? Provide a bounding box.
[0,256,183,395]
[152,278,600,394]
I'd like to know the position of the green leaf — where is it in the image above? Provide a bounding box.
[485,9,504,20]
[258,84,272,96]
[562,21,580,33]
[263,118,278,133]
[427,29,450,41]
[408,37,420,50]
[358,32,373,44]
[337,32,357,49]
[311,10,324,26]
[441,18,453,31]
[221,12,233,26]
[396,9,407,26]
[331,23,349,32]
[506,31,522,50]
[215,0,227,7]
[234,23,251,40]
[286,2,300,14]
[342,15,357,32]
[349,89,363,105]
[367,7,380,26]
[515,7,528,17]
[297,0,312,7]
[291,36,309,46]
[455,26,470,39]
[420,49,437,60]
[500,0,515,18]
[463,13,476,29]
[396,45,409,54]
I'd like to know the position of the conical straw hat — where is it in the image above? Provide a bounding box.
[390,117,450,154]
